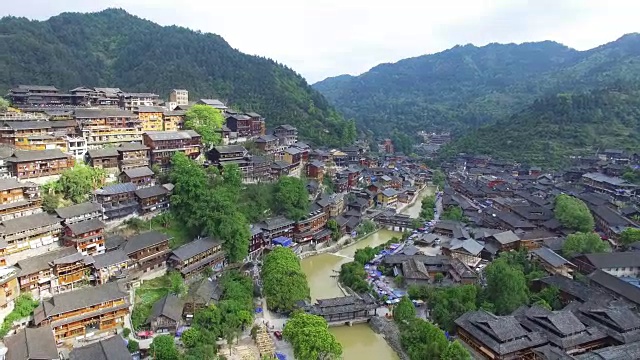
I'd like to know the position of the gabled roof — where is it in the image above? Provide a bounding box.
[69,335,131,360]
[170,237,222,262]
[532,247,573,268]
[93,249,129,269]
[135,185,169,199]
[55,201,102,219]
[583,252,640,269]
[0,178,30,192]
[144,130,197,141]
[147,294,183,323]
[94,182,137,196]
[588,270,640,305]
[5,326,58,360]
[123,231,170,255]
[66,218,105,236]
[123,166,154,179]
[447,238,484,256]
[34,282,128,325]
[16,247,77,276]
[8,149,68,162]
[88,148,119,158]
[491,231,520,245]
[136,106,165,113]
[0,212,61,235]
[74,108,134,118]
[117,142,149,151]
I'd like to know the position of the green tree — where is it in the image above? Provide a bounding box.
[434,273,445,283]
[122,328,131,338]
[533,299,552,311]
[127,339,139,353]
[338,262,370,293]
[170,153,210,230]
[400,318,450,360]
[620,227,640,246]
[42,193,60,213]
[180,328,202,348]
[282,312,343,360]
[441,340,472,360]
[149,335,179,360]
[531,286,562,310]
[562,232,610,258]
[430,285,478,332]
[441,206,464,221]
[484,258,529,315]
[168,271,186,296]
[209,211,250,263]
[432,169,445,189]
[0,98,9,112]
[393,297,416,323]
[326,219,340,241]
[554,195,595,232]
[261,247,310,312]
[353,246,377,265]
[184,344,218,360]
[274,177,309,220]
[184,104,224,147]
[57,164,106,203]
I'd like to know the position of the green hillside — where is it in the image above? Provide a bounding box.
[313,34,640,136]
[440,87,640,167]
[0,9,355,146]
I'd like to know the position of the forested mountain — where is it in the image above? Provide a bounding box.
[440,87,640,167]
[313,34,640,136]
[0,9,356,146]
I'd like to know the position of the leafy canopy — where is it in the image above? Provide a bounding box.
[554,194,594,233]
[184,104,224,147]
[282,312,342,360]
[563,232,610,258]
[261,247,310,312]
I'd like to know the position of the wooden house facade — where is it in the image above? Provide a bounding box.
[168,237,225,278]
[0,178,42,222]
[62,218,106,256]
[123,231,171,273]
[143,131,202,170]
[93,183,138,220]
[8,149,73,180]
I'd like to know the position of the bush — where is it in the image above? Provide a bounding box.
[123,327,131,338]
[127,339,140,353]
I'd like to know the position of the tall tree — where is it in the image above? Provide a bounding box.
[282,312,342,360]
[184,104,224,148]
[57,164,105,203]
[210,212,250,263]
[149,335,180,360]
[261,247,310,312]
[393,297,417,324]
[441,341,472,360]
[562,232,610,258]
[554,195,595,232]
[484,258,529,315]
[274,176,309,220]
[620,227,640,246]
[169,152,210,230]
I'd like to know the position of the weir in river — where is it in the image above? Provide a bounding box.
[299,186,433,360]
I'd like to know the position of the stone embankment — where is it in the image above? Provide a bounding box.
[369,316,410,360]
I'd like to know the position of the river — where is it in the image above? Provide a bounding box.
[300,186,433,360]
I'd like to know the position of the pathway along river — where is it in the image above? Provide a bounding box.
[300,187,434,360]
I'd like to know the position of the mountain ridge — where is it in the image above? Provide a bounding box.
[0,8,356,146]
[313,33,640,136]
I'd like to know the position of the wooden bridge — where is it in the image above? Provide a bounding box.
[374,212,414,232]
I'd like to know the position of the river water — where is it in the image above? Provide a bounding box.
[300,187,433,360]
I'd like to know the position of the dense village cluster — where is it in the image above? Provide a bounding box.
[355,152,640,360]
[0,84,439,359]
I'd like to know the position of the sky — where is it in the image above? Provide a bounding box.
[2,0,639,83]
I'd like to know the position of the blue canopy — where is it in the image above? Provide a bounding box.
[276,353,287,360]
[272,236,293,247]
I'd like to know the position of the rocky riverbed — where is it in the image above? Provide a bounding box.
[369,316,410,360]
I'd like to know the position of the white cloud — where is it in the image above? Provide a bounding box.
[2,0,639,82]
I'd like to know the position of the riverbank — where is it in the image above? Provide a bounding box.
[370,316,410,360]
[298,185,433,260]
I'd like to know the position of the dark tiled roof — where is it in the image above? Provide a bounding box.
[185,279,223,304]
[455,310,547,355]
[52,252,94,266]
[0,178,29,192]
[94,182,137,196]
[75,108,135,118]
[5,326,58,360]
[147,294,183,323]
[117,142,149,151]
[532,247,572,268]
[135,185,169,199]
[93,249,129,269]
[34,282,128,324]
[123,231,170,254]
[576,341,640,360]
[9,149,68,162]
[66,218,105,235]
[491,231,520,245]
[588,270,640,305]
[144,130,196,141]
[137,106,165,113]
[55,201,102,219]
[260,216,294,231]
[583,252,640,269]
[213,144,246,154]
[88,148,119,158]
[170,237,221,262]
[105,234,126,251]
[16,247,77,276]
[123,166,154,179]
[0,212,61,234]
[569,300,640,344]
[69,335,131,360]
